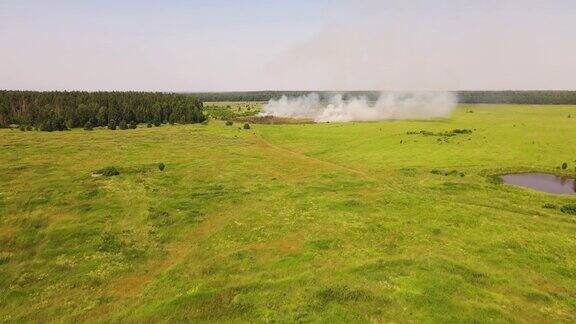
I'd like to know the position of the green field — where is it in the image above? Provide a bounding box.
[203,101,263,120]
[1,104,576,322]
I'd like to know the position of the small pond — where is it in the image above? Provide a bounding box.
[500,173,576,195]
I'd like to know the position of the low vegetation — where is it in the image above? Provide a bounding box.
[560,204,576,215]
[93,166,120,177]
[406,129,473,137]
[1,104,576,322]
[542,202,557,209]
[203,101,261,120]
[431,169,465,177]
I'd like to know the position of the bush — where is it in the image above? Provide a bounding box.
[562,162,568,170]
[560,204,576,215]
[108,120,117,130]
[26,125,33,131]
[225,121,233,126]
[243,123,251,130]
[452,129,473,134]
[147,123,153,128]
[40,122,54,132]
[487,175,503,185]
[94,166,120,177]
[542,203,557,209]
[19,125,25,131]
[84,121,93,131]
[158,163,165,171]
[153,121,161,127]
[119,120,128,130]
[129,122,138,129]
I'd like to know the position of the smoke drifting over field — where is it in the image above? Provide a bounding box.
[260,92,457,122]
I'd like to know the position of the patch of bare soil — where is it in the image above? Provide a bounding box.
[236,115,314,124]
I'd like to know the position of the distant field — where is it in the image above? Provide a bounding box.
[1,104,576,322]
[203,101,263,120]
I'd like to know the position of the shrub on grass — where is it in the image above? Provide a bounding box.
[560,204,576,215]
[225,121,233,126]
[83,121,93,130]
[561,162,568,170]
[40,122,52,132]
[243,123,250,130]
[452,129,473,134]
[153,121,161,127]
[487,175,503,185]
[147,123,153,128]
[158,163,165,171]
[119,120,128,130]
[19,125,25,131]
[129,122,138,129]
[94,166,120,177]
[108,120,117,130]
[542,203,557,209]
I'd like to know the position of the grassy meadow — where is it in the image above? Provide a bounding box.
[1,104,576,322]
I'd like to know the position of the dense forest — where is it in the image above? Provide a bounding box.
[192,90,576,104]
[457,91,576,104]
[0,91,206,130]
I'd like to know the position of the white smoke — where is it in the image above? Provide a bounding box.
[260,92,457,122]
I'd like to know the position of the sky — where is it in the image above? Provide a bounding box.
[0,0,575,91]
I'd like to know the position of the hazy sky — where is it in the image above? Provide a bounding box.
[1,0,575,91]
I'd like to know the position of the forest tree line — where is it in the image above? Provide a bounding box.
[0,91,206,130]
[192,90,576,104]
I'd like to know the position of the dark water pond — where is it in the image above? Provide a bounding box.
[500,173,576,194]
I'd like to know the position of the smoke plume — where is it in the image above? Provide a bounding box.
[260,92,457,122]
